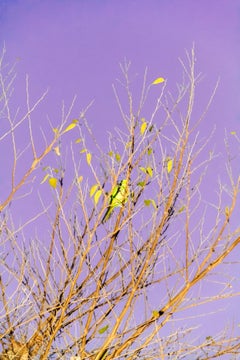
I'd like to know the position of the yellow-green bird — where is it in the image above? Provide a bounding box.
[102,179,128,223]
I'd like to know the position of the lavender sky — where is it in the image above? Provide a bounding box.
[1,0,239,192]
[0,0,240,353]
[0,0,239,183]
[1,0,239,135]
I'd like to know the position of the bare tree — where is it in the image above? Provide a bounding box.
[0,45,240,359]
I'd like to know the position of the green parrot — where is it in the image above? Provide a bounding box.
[102,179,128,223]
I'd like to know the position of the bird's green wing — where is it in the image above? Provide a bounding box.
[102,179,128,223]
[111,179,128,207]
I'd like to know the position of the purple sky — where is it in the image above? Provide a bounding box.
[1,0,239,137]
[1,0,239,179]
[0,0,240,354]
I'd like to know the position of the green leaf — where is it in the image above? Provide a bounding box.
[144,199,151,206]
[108,151,113,157]
[98,325,109,334]
[167,158,173,173]
[94,190,102,205]
[49,177,58,189]
[178,206,185,213]
[115,153,121,162]
[144,199,156,209]
[140,121,147,135]
[90,184,98,197]
[86,152,92,165]
[147,148,152,156]
[137,181,145,187]
[152,77,165,85]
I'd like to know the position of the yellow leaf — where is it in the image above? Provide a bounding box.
[53,146,61,156]
[140,121,147,135]
[140,166,147,174]
[230,131,236,135]
[108,151,113,157]
[167,159,173,173]
[90,184,98,197]
[75,138,82,143]
[94,189,102,205]
[52,127,59,134]
[77,176,83,183]
[49,177,58,189]
[63,121,78,134]
[151,199,157,209]
[140,166,153,177]
[86,152,91,165]
[80,148,87,153]
[146,167,153,177]
[225,206,230,218]
[152,77,165,85]
[152,310,159,318]
[41,173,50,184]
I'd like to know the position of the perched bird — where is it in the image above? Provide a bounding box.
[102,179,128,223]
